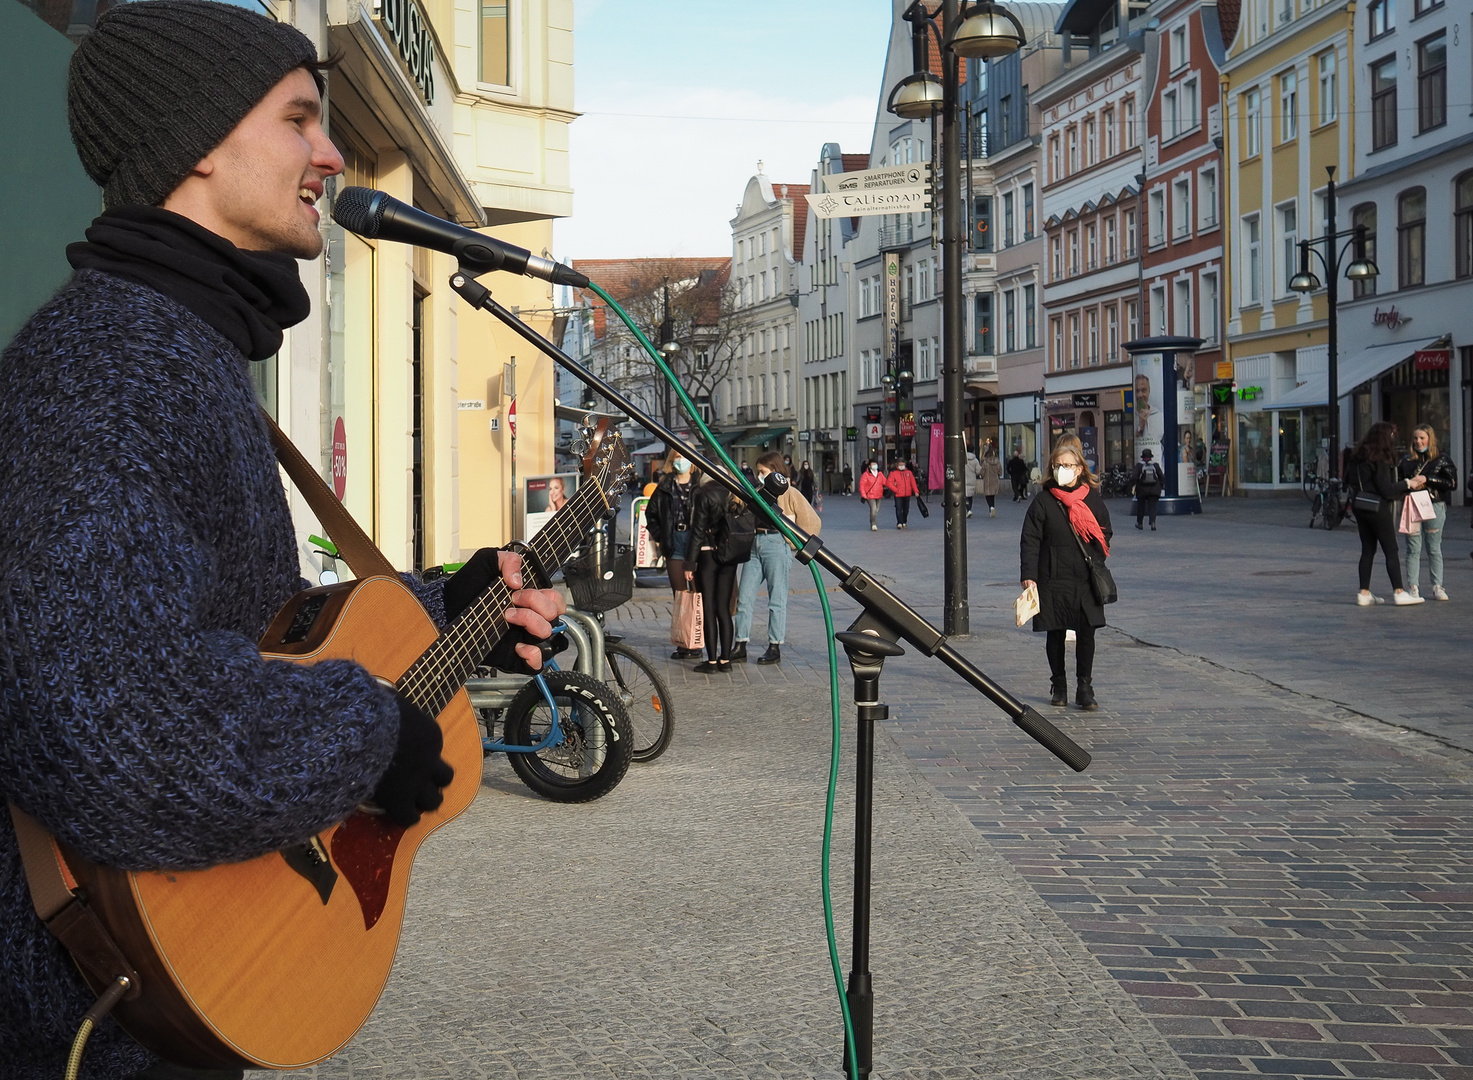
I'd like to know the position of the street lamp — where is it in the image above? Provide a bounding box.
[888,0,1025,638]
[658,279,680,434]
[1288,165,1379,480]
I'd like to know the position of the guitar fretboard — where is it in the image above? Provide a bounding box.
[395,476,613,717]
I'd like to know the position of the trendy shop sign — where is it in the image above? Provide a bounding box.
[375,0,436,105]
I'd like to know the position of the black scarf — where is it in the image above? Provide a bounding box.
[66,207,311,362]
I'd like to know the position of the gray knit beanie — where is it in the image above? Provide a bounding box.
[68,0,320,209]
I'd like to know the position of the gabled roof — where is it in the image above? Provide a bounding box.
[793,213,808,264]
[842,153,870,172]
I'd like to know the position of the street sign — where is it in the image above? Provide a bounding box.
[824,164,930,193]
[810,166,932,221]
[865,422,883,439]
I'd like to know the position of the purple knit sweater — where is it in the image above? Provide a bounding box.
[0,271,421,1078]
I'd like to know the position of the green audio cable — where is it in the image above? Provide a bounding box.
[589,283,858,1079]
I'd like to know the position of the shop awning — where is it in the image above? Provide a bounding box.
[554,405,628,425]
[732,424,794,448]
[1264,337,1441,409]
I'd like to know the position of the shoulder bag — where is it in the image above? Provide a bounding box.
[1068,523,1118,605]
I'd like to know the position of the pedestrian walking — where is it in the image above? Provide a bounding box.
[732,452,822,666]
[981,438,1002,517]
[964,445,981,517]
[687,477,755,671]
[1399,424,1457,600]
[1007,448,1030,502]
[643,449,703,657]
[1130,449,1163,530]
[842,462,853,495]
[783,454,798,481]
[887,459,919,528]
[1348,421,1426,606]
[1020,435,1113,711]
[798,460,817,503]
[859,459,886,530]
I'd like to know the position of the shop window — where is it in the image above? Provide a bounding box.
[1278,412,1302,484]
[1238,411,1275,484]
[480,1,510,86]
[1456,172,1473,280]
[1352,202,1378,297]
[1398,188,1425,289]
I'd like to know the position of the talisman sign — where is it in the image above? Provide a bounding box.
[806,164,931,219]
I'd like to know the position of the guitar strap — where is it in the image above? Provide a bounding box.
[7,411,392,996]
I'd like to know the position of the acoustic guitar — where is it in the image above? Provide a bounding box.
[45,427,632,1069]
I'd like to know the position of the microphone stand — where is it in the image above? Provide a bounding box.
[449,269,1090,1078]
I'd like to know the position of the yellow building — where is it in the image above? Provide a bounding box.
[1220,0,1352,491]
[268,0,574,577]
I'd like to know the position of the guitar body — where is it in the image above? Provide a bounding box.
[62,576,483,1069]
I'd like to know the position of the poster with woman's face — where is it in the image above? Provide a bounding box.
[524,473,580,538]
[1132,353,1162,457]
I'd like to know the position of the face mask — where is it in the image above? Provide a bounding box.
[869,465,879,474]
[673,458,690,473]
[1055,466,1080,487]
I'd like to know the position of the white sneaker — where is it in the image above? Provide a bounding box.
[871,525,878,531]
[1410,585,1420,598]
[990,507,996,517]
[1432,585,1450,601]
[1356,592,1385,606]
[1392,590,1425,605]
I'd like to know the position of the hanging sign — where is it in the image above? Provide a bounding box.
[866,422,883,439]
[1414,349,1450,371]
[806,165,932,219]
[884,255,901,365]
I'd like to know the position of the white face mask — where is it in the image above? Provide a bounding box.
[673,458,690,473]
[869,465,879,474]
[1055,465,1080,487]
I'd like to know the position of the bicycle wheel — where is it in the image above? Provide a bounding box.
[603,642,674,763]
[1321,489,1344,530]
[503,670,632,802]
[1309,492,1324,527]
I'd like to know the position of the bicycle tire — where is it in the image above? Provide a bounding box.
[1321,490,1343,531]
[503,670,632,802]
[1309,492,1324,527]
[604,642,674,763]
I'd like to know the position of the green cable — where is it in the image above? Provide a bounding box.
[589,283,859,1078]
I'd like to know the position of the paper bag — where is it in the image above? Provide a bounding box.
[1015,583,1040,627]
[672,589,705,651]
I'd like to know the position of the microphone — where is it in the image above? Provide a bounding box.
[331,186,588,288]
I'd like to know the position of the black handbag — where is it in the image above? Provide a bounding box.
[915,495,930,518]
[1070,526,1118,605]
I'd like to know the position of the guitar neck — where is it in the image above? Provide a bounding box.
[396,481,612,717]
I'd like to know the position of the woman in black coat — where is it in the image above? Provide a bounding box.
[686,478,753,672]
[1021,434,1113,710]
[1348,421,1425,606]
[643,449,703,657]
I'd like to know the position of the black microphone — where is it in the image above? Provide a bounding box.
[331,186,588,288]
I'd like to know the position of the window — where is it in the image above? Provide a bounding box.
[1068,229,1080,275]
[1200,271,1219,342]
[1106,304,1119,358]
[1051,319,1064,371]
[1086,223,1098,269]
[1124,98,1137,147]
[1243,214,1262,303]
[1173,179,1192,239]
[1317,51,1337,125]
[1051,235,1063,279]
[1278,0,1292,26]
[975,293,994,354]
[1067,127,1079,173]
[1104,107,1116,157]
[1124,209,1138,257]
[1050,135,1061,182]
[999,95,1012,148]
[1087,309,1099,364]
[1280,70,1298,142]
[975,195,993,251]
[1086,117,1098,165]
[1174,279,1192,337]
[1415,0,1443,12]
[1164,89,1179,139]
[1023,184,1035,237]
[1278,202,1298,295]
[737,238,745,263]
[1024,284,1037,347]
[859,276,873,318]
[1069,314,1081,368]
[1184,79,1199,132]
[1368,0,1392,39]
[1244,88,1262,157]
[480,0,509,85]
[1149,189,1166,246]
[1417,33,1446,133]
[1398,188,1425,288]
[1151,285,1168,334]
[1105,216,1118,262]
[918,338,931,382]
[1005,290,1017,351]
[1003,192,1015,246]
[916,257,933,302]
[1457,173,1473,279]
[1170,25,1188,70]
[1125,299,1139,340]
[870,276,882,314]
[1371,57,1397,150]
[1200,168,1218,227]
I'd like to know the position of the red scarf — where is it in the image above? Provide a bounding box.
[1049,484,1109,556]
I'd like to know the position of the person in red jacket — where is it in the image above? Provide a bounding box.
[858,459,887,530]
[886,459,920,529]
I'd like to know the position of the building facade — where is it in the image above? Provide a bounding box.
[1221,0,1351,491]
[1037,0,1148,474]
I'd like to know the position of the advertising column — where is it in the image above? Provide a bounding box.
[1125,337,1202,514]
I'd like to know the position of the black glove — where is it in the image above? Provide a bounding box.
[372,696,455,828]
[443,547,500,623]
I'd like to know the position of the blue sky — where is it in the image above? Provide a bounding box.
[553,1,893,261]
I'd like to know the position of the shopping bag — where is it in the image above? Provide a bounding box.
[915,495,930,518]
[1398,498,1422,535]
[672,589,705,651]
[1015,583,1040,627]
[1408,489,1436,520]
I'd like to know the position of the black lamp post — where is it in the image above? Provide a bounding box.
[657,278,680,435]
[1288,166,1379,479]
[888,0,1026,638]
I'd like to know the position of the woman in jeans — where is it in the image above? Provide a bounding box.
[1399,424,1458,600]
[1348,422,1425,606]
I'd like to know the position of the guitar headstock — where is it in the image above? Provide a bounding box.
[579,418,636,506]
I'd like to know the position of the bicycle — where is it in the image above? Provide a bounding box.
[1306,473,1352,530]
[1099,464,1131,499]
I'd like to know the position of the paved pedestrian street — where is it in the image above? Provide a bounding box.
[292,492,1472,1080]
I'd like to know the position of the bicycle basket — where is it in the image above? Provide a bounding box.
[562,542,635,613]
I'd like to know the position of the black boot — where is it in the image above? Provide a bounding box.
[756,644,782,665]
[730,641,748,662]
[1076,678,1098,711]
[1049,677,1068,707]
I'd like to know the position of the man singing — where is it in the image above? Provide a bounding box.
[0,4,562,1077]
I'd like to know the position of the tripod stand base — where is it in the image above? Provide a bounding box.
[843,970,873,1079]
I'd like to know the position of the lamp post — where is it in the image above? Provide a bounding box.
[657,278,680,436]
[888,0,1025,638]
[1288,166,1379,479]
